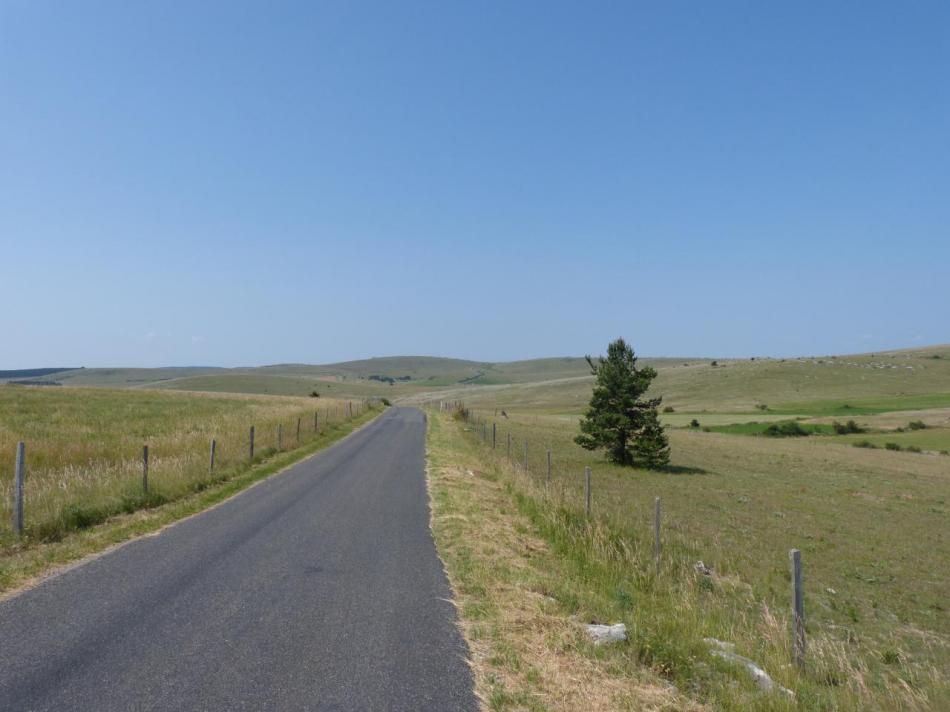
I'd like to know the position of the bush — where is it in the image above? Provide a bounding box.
[906,445,923,453]
[309,390,321,398]
[690,419,700,428]
[885,442,902,451]
[940,450,949,456]
[380,398,391,407]
[763,421,810,437]
[663,406,675,413]
[833,419,865,434]
[756,404,768,411]
[710,361,718,367]
[853,440,878,449]
[908,420,927,430]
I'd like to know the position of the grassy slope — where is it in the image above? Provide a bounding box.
[406,347,950,416]
[38,366,223,387]
[17,346,950,413]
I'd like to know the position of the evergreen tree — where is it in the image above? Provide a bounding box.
[575,338,670,468]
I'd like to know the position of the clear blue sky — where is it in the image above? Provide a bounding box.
[2,1,947,368]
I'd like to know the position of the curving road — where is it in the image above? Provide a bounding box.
[0,407,476,711]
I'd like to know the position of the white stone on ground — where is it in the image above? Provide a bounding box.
[585,623,627,645]
[704,638,794,697]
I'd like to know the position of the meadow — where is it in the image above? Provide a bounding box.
[425,346,950,710]
[0,386,370,546]
[449,407,948,710]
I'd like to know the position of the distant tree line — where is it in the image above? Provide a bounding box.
[368,374,412,384]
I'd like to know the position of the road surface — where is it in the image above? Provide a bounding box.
[0,407,477,711]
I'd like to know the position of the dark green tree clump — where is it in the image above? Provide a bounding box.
[575,338,670,469]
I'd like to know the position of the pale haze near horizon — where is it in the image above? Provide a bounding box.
[1,2,947,369]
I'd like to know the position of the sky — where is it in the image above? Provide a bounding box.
[1,1,947,368]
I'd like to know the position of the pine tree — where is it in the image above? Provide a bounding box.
[575,338,670,468]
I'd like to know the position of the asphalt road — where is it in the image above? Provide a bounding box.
[0,407,477,711]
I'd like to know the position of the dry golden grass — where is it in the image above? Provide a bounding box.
[0,386,369,545]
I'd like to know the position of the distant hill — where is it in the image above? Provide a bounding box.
[8,346,948,410]
[0,367,79,381]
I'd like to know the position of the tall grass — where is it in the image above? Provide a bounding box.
[456,409,948,710]
[0,387,372,545]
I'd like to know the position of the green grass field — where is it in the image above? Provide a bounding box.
[0,386,371,546]
[426,345,950,710]
[452,407,949,710]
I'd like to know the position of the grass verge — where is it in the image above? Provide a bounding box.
[427,411,701,711]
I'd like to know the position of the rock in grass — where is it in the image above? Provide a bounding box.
[585,623,627,645]
[694,560,714,576]
[704,638,794,697]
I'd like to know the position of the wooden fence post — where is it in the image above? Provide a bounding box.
[249,425,255,461]
[210,438,216,473]
[13,441,25,535]
[790,549,806,668]
[654,497,662,575]
[142,444,149,494]
[296,417,301,443]
[585,466,591,516]
[584,467,590,517]
[546,449,551,486]
[277,423,283,451]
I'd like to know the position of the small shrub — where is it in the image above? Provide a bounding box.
[908,420,927,430]
[885,442,902,451]
[663,406,675,413]
[309,390,321,398]
[940,450,949,456]
[930,354,942,359]
[853,440,878,449]
[906,445,923,453]
[763,421,810,437]
[689,419,700,428]
[710,360,718,367]
[833,420,865,434]
[380,397,391,406]
[881,649,902,665]
[756,404,768,411]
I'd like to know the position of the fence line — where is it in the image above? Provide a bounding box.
[5,399,373,539]
[454,404,808,669]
